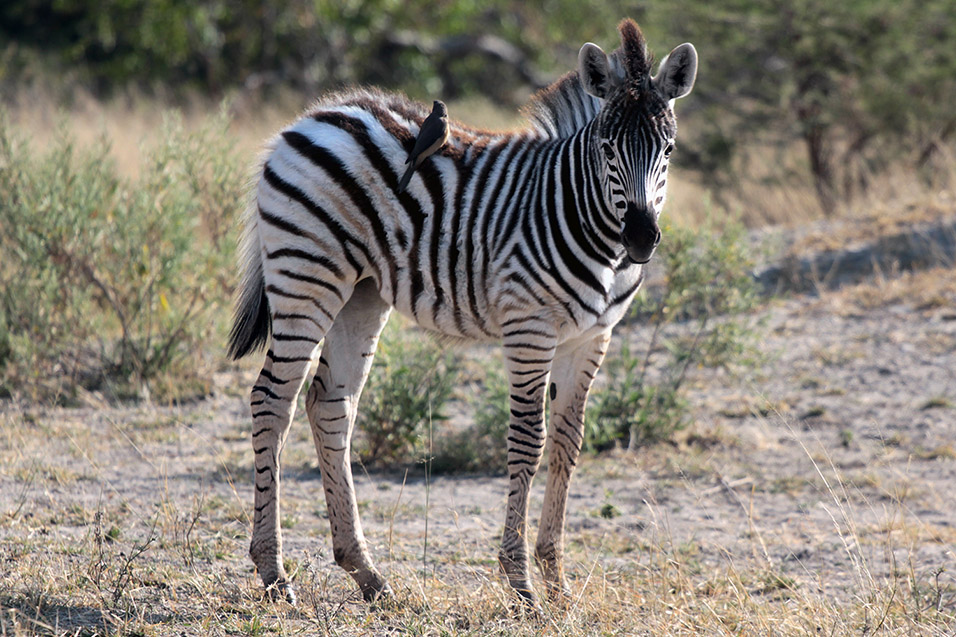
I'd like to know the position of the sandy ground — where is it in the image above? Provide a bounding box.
[2,257,955,625]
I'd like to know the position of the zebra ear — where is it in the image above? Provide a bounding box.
[578,42,613,99]
[655,43,698,101]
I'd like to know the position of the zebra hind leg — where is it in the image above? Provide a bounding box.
[305,279,393,601]
[249,293,349,605]
[535,331,610,604]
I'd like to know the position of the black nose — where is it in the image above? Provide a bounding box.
[621,204,661,264]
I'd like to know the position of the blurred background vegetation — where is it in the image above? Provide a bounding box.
[1,0,954,457]
[4,0,954,215]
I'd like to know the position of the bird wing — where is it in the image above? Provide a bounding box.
[408,115,443,160]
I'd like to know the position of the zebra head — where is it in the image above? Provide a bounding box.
[578,19,697,264]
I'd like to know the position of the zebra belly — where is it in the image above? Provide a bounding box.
[381,261,501,343]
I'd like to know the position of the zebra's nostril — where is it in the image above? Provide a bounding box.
[654,229,662,246]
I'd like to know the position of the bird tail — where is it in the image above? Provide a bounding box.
[396,163,415,193]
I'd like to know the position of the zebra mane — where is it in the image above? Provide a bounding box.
[524,69,602,139]
[525,19,655,140]
[524,49,628,140]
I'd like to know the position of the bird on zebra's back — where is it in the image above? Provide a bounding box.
[396,100,449,193]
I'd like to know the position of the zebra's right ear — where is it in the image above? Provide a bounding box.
[578,43,613,100]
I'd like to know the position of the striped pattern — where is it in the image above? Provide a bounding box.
[230,19,696,607]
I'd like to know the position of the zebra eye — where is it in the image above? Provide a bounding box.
[601,143,615,160]
[663,143,675,158]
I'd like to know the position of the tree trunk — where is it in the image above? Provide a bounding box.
[804,123,837,216]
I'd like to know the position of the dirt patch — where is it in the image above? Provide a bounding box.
[617,280,956,596]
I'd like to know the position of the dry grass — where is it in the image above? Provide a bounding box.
[1,392,954,636]
[3,88,522,178]
[828,266,956,316]
[4,88,291,181]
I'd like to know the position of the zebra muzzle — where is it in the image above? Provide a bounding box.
[621,204,661,264]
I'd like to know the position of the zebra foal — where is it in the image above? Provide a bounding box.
[229,18,697,607]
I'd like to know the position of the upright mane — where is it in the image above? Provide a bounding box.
[524,51,632,139]
[524,19,652,140]
[524,69,605,139]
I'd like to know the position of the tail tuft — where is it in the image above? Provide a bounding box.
[228,257,271,360]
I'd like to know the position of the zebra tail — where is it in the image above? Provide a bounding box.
[228,211,272,360]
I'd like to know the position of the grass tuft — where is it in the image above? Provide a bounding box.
[0,105,243,403]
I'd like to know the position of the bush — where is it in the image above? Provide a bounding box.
[355,320,459,467]
[431,360,509,475]
[586,342,688,452]
[587,219,763,452]
[0,106,242,401]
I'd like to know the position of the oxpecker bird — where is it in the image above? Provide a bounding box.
[397,100,449,193]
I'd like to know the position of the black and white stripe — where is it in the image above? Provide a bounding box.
[230,19,697,607]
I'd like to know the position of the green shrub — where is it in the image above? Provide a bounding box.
[587,219,763,452]
[0,106,242,401]
[356,320,459,467]
[431,360,509,475]
[587,342,689,453]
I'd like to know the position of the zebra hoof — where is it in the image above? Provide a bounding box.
[510,586,542,617]
[360,578,393,603]
[264,580,297,606]
[511,589,544,622]
[545,583,572,608]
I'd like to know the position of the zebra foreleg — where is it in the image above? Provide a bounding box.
[306,280,393,602]
[498,329,557,608]
[249,314,334,605]
[535,331,611,603]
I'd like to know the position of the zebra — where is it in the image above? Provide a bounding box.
[228,18,697,607]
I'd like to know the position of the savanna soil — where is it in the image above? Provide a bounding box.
[1,227,955,634]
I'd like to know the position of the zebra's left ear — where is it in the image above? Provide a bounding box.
[654,43,698,101]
